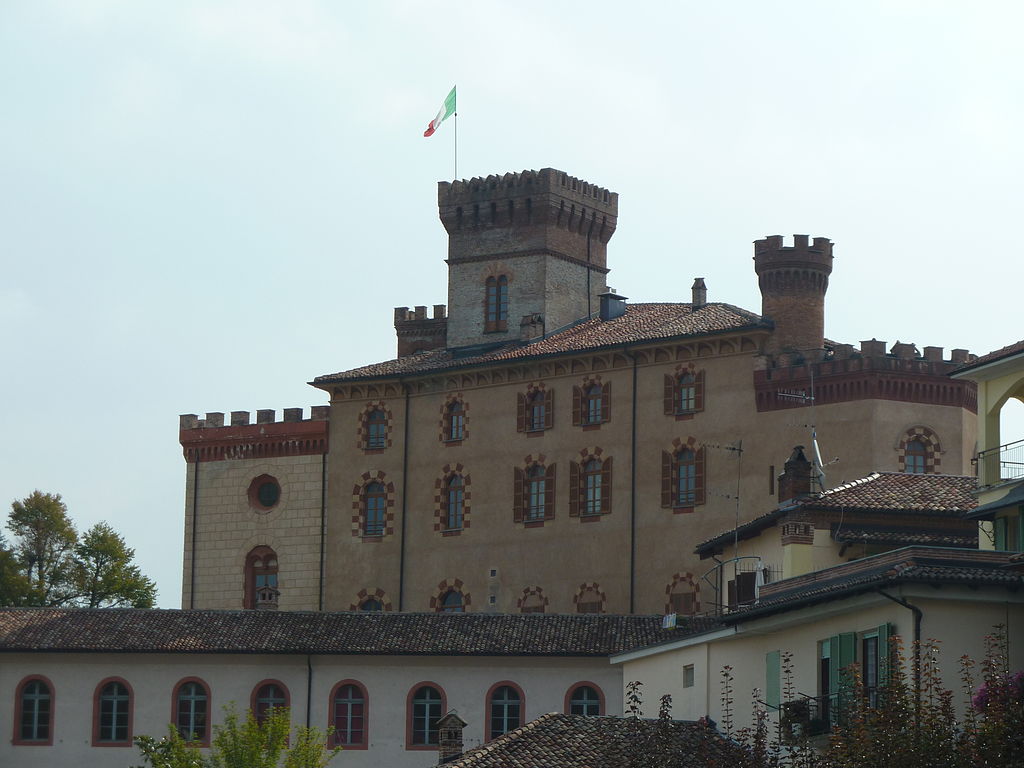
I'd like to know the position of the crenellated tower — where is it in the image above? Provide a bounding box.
[437,168,618,349]
[754,234,834,361]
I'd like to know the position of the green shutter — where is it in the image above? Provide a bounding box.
[829,632,856,700]
[765,650,781,710]
[876,623,891,685]
[994,516,1007,550]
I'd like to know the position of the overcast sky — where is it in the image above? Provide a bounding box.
[2,1,1022,608]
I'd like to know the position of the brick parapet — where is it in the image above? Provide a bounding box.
[179,408,329,463]
[754,350,978,413]
[394,305,448,357]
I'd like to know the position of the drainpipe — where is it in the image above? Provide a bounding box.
[877,590,922,722]
[306,655,313,728]
[398,381,411,610]
[318,452,327,612]
[625,350,638,613]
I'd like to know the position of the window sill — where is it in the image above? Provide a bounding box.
[581,423,603,431]
[443,438,464,446]
[361,534,384,542]
[580,513,605,522]
[441,528,463,537]
[526,429,545,438]
[524,519,546,528]
[362,447,386,454]
[673,411,697,421]
[673,505,697,515]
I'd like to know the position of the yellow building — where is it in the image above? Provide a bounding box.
[179,167,979,615]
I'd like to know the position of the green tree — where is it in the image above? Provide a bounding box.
[4,491,157,608]
[71,521,156,608]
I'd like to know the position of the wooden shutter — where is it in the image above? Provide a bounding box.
[765,650,781,710]
[727,579,737,609]
[695,447,706,505]
[544,389,554,430]
[876,623,891,685]
[516,393,526,433]
[601,381,611,422]
[664,374,676,414]
[994,517,1007,550]
[513,467,525,523]
[661,451,674,507]
[572,386,582,426]
[601,457,613,513]
[694,369,705,412]
[829,632,857,706]
[569,461,580,517]
[544,463,556,519]
[736,572,756,604]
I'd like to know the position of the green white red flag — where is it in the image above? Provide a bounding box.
[423,86,456,137]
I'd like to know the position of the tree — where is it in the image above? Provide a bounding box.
[3,491,157,608]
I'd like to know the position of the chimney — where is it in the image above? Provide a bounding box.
[598,291,628,321]
[519,313,545,342]
[778,446,813,504]
[691,277,707,308]
[436,711,468,764]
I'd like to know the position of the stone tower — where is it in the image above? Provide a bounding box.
[438,168,618,349]
[753,234,833,361]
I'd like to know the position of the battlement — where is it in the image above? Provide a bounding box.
[753,234,834,271]
[179,407,329,463]
[440,168,617,210]
[394,305,448,357]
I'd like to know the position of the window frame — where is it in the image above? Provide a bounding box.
[517,387,554,434]
[329,680,368,750]
[250,680,290,726]
[171,677,211,746]
[244,545,279,609]
[406,682,447,750]
[92,677,134,747]
[364,408,388,450]
[575,584,604,614]
[363,481,387,537]
[484,275,509,333]
[438,588,465,613]
[13,675,55,746]
[904,438,927,474]
[444,400,465,443]
[445,474,465,531]
[485,681,525,742]
[564,682,604,716]
[662,442,706,510]
[664,368,705,418]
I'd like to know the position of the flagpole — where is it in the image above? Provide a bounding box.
[454,111,458,179]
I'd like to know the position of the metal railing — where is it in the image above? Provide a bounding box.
[975,438,1024,485]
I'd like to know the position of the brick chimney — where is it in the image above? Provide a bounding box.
[778,446,813,504]
[691,277,707,308]
[436,711,468,764]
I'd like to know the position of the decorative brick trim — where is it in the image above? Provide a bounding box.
[180,419,328,463]
[350,472,396,538]
[662,436,706,510]
[514,454,555,526]
[429,579,471,612]
[439,393,469,444]
[664,363,705,420]
[517,382,553,434]
[516,586,549,613]
[569,447,612,518]
[572,375,611,428]
[349,587,393,612]
[781,510,815,545]
[664,572,701,615]
[897,425,942,473]
[573,582,606,614]
[356,401,394,452]
[433,464,471,534]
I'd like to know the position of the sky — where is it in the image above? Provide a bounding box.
[2,1,1022,608]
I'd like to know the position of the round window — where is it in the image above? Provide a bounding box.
[247,474,282,512]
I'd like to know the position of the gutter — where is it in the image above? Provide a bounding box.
[399,381,411,610]
[877,589,922,720]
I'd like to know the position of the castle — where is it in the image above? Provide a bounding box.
[179,167,977,615]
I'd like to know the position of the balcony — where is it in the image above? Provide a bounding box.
[975,438,1024,487]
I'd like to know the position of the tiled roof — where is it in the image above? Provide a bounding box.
[0,609,719,656]
[833,528,978,548]
[314,302,765,383]
[724,547,1023,622]
[443,712,736,767]
[695,472,978,555]
[955,339,1024,373]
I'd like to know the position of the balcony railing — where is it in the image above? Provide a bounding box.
[975,438,1024,485]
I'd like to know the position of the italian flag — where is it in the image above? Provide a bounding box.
[423,86,456,137]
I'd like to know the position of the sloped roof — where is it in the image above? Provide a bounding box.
[442,712,736,767]
[696,472,978,555]
[314,302,766,384]
[833,528,978,548]
[954,338,1024,374]
[0,609,720,656]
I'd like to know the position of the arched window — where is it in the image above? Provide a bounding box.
[445,400,465,442]
[93,678,132,746]
[576,585,603,614]
[677,449,697,506]
[583,459,603,516]
[359,597,383,612]
[678,373,696,412]
[528,391,546,432]
[527,465,546,520]
[408,684,445,747]
[485,275,509,332]
[662,442,706,509]
[487,684,523,740]
[445,475,465,530]
[173,679,210,744]
[244,546,279,609]
[668,575,699,616]
[14,676,53,745]
[252,681,289,725]
[566,683,604,716]
[905,438,927,474]
[331,681,367,748]
[514,461,556,524]
[570,455,612,517]
[517,386,553,433]
[519,587,546,613]
[365,409,387,450]
[439,589,464,613]
[664,368,705,417]
[364,482,386,537]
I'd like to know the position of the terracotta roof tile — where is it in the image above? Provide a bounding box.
[833,528,978,548]
[0,610,718,655]
[955,339,1024,373]
[314,302,766,383]
[444,712,735,767]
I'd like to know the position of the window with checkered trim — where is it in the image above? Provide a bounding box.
[664,366,705,418]
[898,426,941,474]
[569,455,612,517]
[514,461,556,523]
[662,441,706,509]
[517,386,554,433]
[572,381,610,426]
